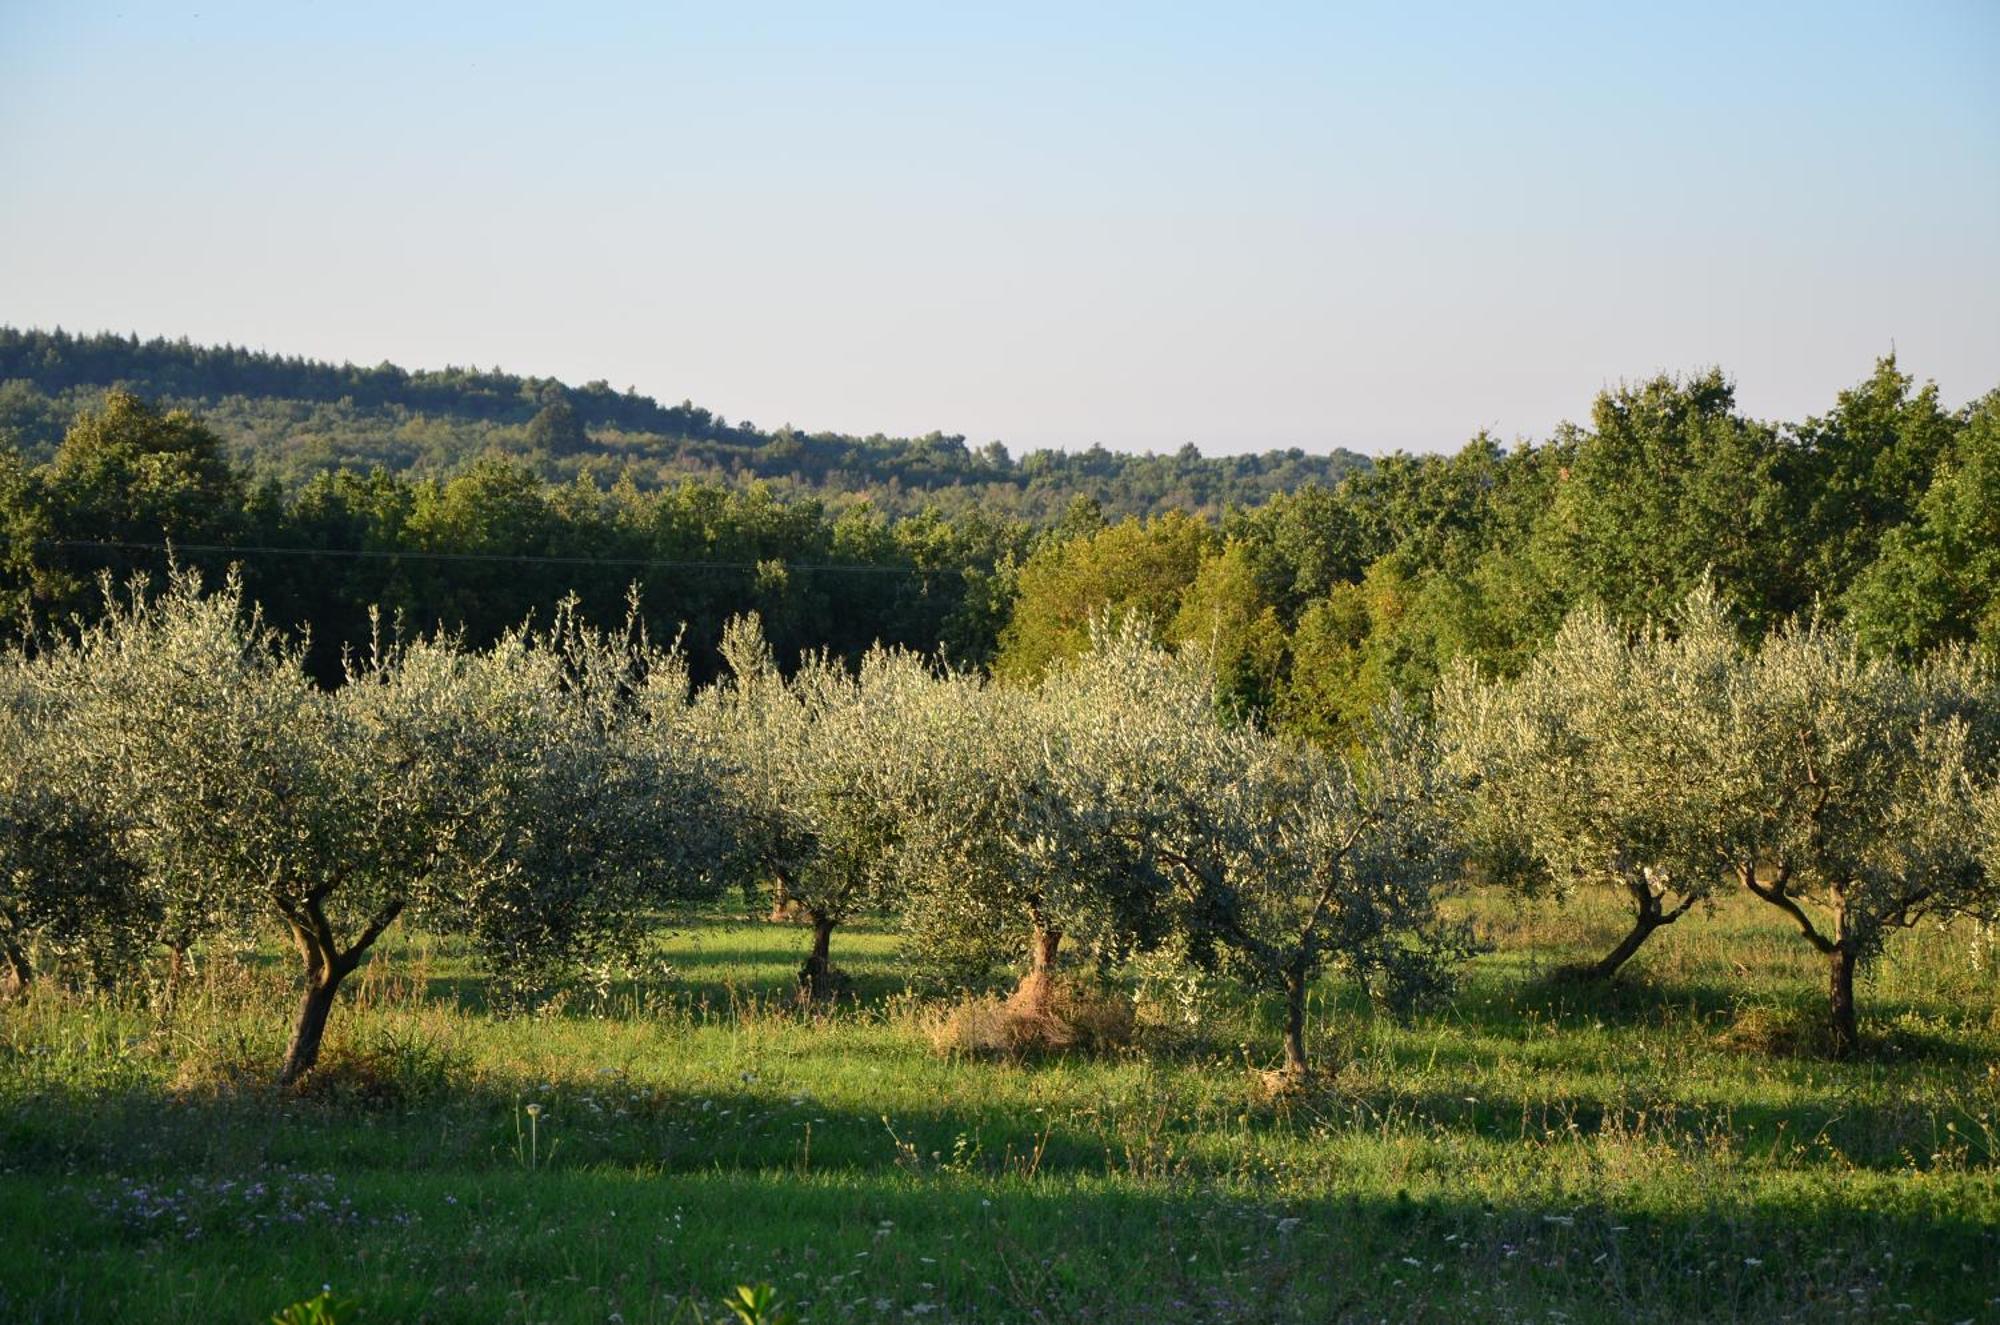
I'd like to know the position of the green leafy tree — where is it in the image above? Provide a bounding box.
[1845,392,2000,661]
[1534,371,1801,632]
[526,398,589,457]
[994,511,1215,681]
[1792,357,1959,599]
[1169,540,1288,719]
[25,390,246,624]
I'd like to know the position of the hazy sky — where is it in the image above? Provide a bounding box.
[2,2,1996,456]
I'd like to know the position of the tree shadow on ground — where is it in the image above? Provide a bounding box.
[2,1089,1992,1324]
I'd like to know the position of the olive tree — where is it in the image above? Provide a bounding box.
[1162,704,1472,1082]
[0,645,147,993]
[1435,591,1742,981]
[898,617,1224,1016]
[58,569,735,1082]
[419,604,739,1009]
[51,569,326,1001]
[699,615,944,1001]
[279,601,735,1078]
[1710,618,1993,1057]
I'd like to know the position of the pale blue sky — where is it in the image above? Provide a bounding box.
[2,1,1995,454]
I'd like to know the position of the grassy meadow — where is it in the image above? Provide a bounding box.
[2,890,1997,1324]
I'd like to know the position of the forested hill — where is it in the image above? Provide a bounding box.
[0,328,1371,520]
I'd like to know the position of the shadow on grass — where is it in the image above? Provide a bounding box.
[1,1101,1993,1324]
[3,1029,1991,1195]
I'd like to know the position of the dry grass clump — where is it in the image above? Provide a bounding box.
[1714,1002,1830,1058]
[929,980,1135,1058]
[168,1022,464,1108]
[168,1047,271,1099]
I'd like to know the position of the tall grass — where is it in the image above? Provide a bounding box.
[2,891,1995,1322]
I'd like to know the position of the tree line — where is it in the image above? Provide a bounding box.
[0,389,1026,685]
[4,355,1996,713]
[0,328,1371,520]
[3,567,1997,1087]
[994,362,2000,743]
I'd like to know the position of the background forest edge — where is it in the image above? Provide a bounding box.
[2,326,1996,746]
[0,327,1373,521]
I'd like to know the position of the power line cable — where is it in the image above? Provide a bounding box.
[35,538,962,578]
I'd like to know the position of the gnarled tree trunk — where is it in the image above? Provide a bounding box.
[1573,872,1691,982]
[276,896,403,1086]
[797,910,839,1003]
[0,932,30,998]
[1827,944,1860,1060]
[280,965,350,1087]
[1739,863,1865,1060]
[1279,968,1310,1082]
[1009,924,1064,1021]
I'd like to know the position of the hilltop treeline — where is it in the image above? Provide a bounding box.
[1,350,1995,718]
[0,328,1371,520]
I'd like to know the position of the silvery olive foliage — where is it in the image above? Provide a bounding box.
[0,641,148,989]
[1162,699,1473,1080]
[1435,587,1745,980]
[1707,612,1995,1056]
[897,615,1230,1001]
[339,600,738,1013]
[1982,783,2000,918]
[699,614,952,999]
[41,570,738,1081]
[45,568,328,987]
[899,615,1474,1072]
[11,560,1990,1084]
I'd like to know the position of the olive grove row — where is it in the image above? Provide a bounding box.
[3,571,1998,1084]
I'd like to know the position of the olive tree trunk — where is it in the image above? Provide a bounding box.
[0,932,30,997]
[1279,969,1310,1082]
[1740,865,1865,1060]
[276,898,403,1086]
[797,910,839,1003]
[1827,944,1860,1060]
[279,967,351,1087]
[1573,874,1691,983]
[1009,925,1064,1020]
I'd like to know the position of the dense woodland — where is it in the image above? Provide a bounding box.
[0,328,1370,521]
[2,331,1996,732]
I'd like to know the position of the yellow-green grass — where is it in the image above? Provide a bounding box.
[2,889,1996,1323]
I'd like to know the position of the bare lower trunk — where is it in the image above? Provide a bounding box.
[274,897,402,1086]
[1739,865,1863,1060]
[1279,972,1309,1081]
[767,878,803,924]
[1827,945,1859,1060]
[279,971,346,1087]
[1009,926,1063,1020]
[161,943,188,1008]
[0,933,30,997]
[1578,911,1664,982]
[1573,875,1689,982]
[798,911,838,1002]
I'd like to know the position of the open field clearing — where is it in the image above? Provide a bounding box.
[3,890,1996,1324]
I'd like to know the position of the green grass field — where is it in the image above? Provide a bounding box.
[3,891,1997,1324]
